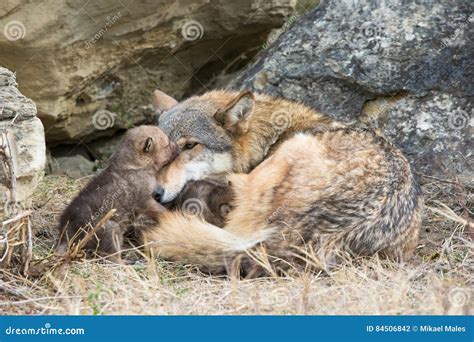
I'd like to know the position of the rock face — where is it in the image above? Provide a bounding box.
[0,67,46,210]
[231,0,473,183]
[0,0,296,145]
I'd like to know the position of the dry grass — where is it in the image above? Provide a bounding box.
[0,175,472,315]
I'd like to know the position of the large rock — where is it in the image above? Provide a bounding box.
[364,93,472,184]
[0,67,46,211]
[0,0,296,145]
[230,0,473,183]
[47,145,97,179]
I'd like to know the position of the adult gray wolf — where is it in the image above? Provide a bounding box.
[143,90,423,274]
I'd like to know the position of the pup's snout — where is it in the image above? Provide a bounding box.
[152,185,165,203]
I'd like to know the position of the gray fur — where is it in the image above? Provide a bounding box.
[158,99,232,152]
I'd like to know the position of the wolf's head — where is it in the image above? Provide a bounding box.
[151,89,255,203]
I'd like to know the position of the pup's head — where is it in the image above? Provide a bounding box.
[151,89,255,203]
[171,180,234,227]
[116,125,178,171]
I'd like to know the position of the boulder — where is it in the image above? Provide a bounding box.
[230,0,473,183]
[47,145,97,179]
[0,0,296,145]
[48,154,96,179]
[0,67,46,211]
[364,93,472,184]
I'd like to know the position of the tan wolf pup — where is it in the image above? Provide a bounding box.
[144,90,423,273]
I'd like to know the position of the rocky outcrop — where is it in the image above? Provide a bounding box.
[231,0,473,184]
[0,0,296,145]
[0,67,46,210]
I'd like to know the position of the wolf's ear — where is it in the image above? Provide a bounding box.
[215,91,254,134]
[152,90,178,117]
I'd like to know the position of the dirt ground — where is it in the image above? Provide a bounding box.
[0,174,472,315]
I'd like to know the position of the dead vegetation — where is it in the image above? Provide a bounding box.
[0,174,472,315]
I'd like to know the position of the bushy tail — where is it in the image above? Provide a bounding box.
[142,212,266,270]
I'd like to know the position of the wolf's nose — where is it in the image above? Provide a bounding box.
[152,185,165,203]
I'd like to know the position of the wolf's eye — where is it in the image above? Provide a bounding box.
[183,142,198,150]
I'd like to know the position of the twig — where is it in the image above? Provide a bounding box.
[426,201,473,229]
[1,210,32,226]
[415,172,459,185]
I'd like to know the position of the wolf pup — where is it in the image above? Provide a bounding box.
[56,125,177,263]
[171,180,234,228]
[144,90,423,273]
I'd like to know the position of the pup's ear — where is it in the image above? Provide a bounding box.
[215,91,254,134]
[143,137,154,153]
[152,90,178,118]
